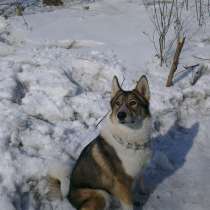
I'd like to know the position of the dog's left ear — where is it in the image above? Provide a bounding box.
[135,75,150,101]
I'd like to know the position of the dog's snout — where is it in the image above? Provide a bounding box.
[117,111,127,121]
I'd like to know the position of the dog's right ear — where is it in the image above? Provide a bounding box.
[135,75,150,101]
[111,76,121,98]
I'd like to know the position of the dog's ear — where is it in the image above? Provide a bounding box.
[135,75,150,101]
[111,76,121,98]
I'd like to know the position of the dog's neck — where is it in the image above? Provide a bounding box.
[100,115,151,150]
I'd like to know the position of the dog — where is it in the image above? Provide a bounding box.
[48,75,152,210]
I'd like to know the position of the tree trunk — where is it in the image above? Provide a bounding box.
[166,37,185,87]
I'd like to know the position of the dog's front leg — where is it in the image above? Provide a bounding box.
[112,180,134,210]
[120,202,134,210]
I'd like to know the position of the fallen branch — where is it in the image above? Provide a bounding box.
[166,37,185,87]
[183,64,200,69]
[174,64,199,76]
[190,64,207,86]
[192,55,210,61]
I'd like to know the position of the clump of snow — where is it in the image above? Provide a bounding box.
[0,16,7,32]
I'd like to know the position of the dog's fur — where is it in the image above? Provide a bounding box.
[49,75,152,210]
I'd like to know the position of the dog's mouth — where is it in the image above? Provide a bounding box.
[118,119,136,124]
[117,118,143,129]
[119,120,125,124]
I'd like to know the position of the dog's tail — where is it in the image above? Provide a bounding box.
[46,160,72,200]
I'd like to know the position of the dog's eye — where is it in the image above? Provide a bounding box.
[129,101,137,106]
[116,101,121,106]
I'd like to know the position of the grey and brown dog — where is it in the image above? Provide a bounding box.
[67,75,152,210]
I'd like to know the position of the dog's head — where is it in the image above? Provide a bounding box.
[110,75,150,128]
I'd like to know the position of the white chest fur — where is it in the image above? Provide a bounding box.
[101,117,152,178]
[112,138,151,177]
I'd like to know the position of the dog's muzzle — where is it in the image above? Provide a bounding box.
[117,111,127,122]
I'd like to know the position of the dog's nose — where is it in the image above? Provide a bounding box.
[117,112,127,121]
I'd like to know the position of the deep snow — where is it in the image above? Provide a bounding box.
[0,0,210,210]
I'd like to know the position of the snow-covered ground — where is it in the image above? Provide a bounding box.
[0,0,210,209]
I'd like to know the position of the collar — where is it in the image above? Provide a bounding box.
[112,135,151,151]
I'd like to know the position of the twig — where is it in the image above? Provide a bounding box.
[29,114,55,126]
[95,112,109,128]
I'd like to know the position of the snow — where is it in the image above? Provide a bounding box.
[0,0,210,209]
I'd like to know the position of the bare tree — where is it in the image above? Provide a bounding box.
[195,0,204,26]
[145,0,175,66]
[183,0,189,10]
[174,0,184,38]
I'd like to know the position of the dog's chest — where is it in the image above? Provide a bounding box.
[101,118,152,178]
[114,144,151,178]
